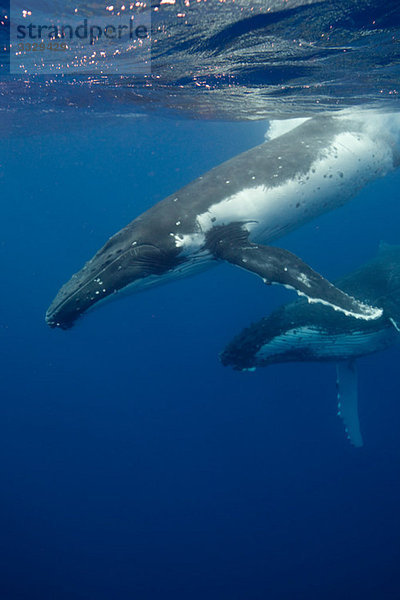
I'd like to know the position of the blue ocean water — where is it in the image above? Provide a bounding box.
[2,114,400,600]
[2,1,400,599]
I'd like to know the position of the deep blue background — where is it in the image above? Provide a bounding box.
[1,116,400,599]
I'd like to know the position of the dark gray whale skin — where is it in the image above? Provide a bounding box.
[221,244,400,371]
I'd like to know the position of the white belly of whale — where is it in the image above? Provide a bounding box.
[196,129,394,244]
[255,325,397,363]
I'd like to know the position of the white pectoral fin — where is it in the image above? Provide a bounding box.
[336,360,364,448]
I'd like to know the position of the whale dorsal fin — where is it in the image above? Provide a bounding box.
[209,224,382,322]
[336,360,363,448]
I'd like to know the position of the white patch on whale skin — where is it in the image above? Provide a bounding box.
[255,326,396,363]
[173,232,205,253]
[265,117,309,141]
[350,111,400,152]
[195,128,395,244]
[297,273,312,288]
[277,283,383,321]
[299,290,382,321]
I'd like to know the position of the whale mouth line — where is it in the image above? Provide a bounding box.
[46,261,118,327]
[45,242,165,327]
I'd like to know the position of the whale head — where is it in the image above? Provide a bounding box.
[46,215,183,329]
[220,302,391,371]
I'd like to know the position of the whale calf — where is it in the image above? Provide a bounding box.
[46,112,400,330]
[221,244,400,446]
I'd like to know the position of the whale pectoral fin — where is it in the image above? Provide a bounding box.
[214,237,382,321]
[336,360,363,448]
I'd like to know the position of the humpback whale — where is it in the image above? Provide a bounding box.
[221,244,400,446]
[46,112,400,330]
